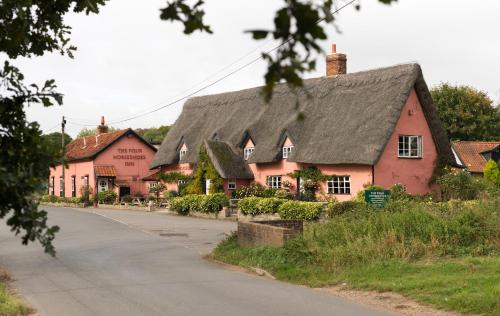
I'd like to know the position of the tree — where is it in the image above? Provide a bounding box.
[484,160,500,186]
[0,0,106,255]
[42,132,73,150]
[76,126,117,138]
[135,125,170,143]
[431,83,500,141]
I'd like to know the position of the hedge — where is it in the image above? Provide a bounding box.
[325,201,365,217]
[238,197,284,216]
[40,195,82,204]
[169,194,229,215]
[98,190,117,204]
[278,200,322,220]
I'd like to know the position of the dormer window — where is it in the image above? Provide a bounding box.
[243,138,255,161]
[244,147,254,160]
[179,149,187,160]
[179,143,188,161]
[282,146,294,159]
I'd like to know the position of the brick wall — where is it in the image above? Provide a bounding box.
[238,220,303,248]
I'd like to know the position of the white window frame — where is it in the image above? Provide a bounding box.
[179,149,188,161]
[59,176,64,196]
[228,180,236,190]
[267,176,282,189]
[398,135,423,158]
[71,176,76,195]
[327,176,351,195]
[177,179,186,186]
[244,147,254,160]
[282,146,294,159]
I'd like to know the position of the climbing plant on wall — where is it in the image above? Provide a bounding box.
[185,146,224,194]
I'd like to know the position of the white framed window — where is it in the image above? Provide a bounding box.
[178,179,186,186]
[59,176,64,196]
[71,176,76,197]
[327,176,351,195]
[398,135,422,158]
[179,149,188,160]
[228,180,236,190]
[83,175,89,186]
[50,176,55,195]
[267,176,282,189]
[149,182,157,189]
[282,146,294,159]
[244,147,254,160]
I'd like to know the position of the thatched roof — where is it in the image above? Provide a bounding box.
[204,140,254,179]
[151,63,454,170]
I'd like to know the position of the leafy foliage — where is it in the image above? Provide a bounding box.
[0,62,63,255]
[437,170,486,201]
[234,182,279,199]
[169,193,228,215]
[157,171,192,183]
[159,0,397,100]
[431,83,500,141]
[98,190,117,204]
[135,125,170,143]
[238,197,284,216]
[185,145,223,194]
[325,200,364,217]
[278,200,322,220]
[483,160,500,187]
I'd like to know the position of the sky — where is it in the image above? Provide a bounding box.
[11,0,500,137]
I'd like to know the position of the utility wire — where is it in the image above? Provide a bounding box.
[69,0,357,126]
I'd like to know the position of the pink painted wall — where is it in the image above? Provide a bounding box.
[244,139,255,149]
[222,179,251,197]
[49,160,95,198]
[49,133,156,198]
[94,135,156,196]
[374,88,438,194]
[160,163,193,192]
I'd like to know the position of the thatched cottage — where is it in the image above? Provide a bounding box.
[150,46,454,200]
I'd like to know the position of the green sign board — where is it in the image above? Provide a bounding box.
[364,190,390,208]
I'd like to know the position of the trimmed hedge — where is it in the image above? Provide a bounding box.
[238,197,284,216]
[98,190,117,204]
[278,200,323,220]
[169,193,229,215]
[40,195,82,204]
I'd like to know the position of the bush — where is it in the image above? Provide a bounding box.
[170,196,190,215]
[40,194,59,203]
[326,201,365,217]
[98,190,117,204]
[234,182,267,198]
[202,193,229,213]
[355,185,385,202]
[275,189,293,199]
[238,196,261,215]
[278,201,323,220]
[238,197,284,216]
[121,195,133,203]
[169,194,229,215]
[257,197,284,214]
[437,170,486,200]
[163,190,178,199]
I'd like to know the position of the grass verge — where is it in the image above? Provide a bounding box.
[0,270,28,316]
[211,199,500,315]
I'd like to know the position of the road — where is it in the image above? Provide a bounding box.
[0,206,393,316]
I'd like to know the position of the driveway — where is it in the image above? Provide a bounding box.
[0,206,392,316]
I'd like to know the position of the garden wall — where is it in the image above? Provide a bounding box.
[238,220,303,247]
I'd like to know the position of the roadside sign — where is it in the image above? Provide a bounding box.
[364,189,390,208]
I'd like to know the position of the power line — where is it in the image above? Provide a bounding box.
[69,0,357,126]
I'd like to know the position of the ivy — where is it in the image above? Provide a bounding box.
[288,166,329,181]
[157,171,192,183]
[185,145,224,194]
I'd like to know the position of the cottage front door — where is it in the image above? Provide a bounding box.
[205,179,211,195]
[98,178,108,192]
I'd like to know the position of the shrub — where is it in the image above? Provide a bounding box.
[170,197,189,215]
[275,189,293,199]
[234,182,267,198]
[238,196,261,216]
[121,195,133,203]
[40,194,59,203]
[163,190,178,199]
[262,188,278,198]
[257,197,284,214]
[437,170,486,200]
[484,159,500,186]
[202,193,229,213]
[355,185,385,202]
[79,185,93,204]
[278,201,323,220]
[98,190,117,204]
[170,194,229,215]
[326,201,364,217]
[390,183,413,201]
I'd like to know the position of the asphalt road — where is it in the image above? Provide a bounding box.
[0,206,393,316]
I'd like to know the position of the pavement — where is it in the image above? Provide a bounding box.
[0,206,393,316]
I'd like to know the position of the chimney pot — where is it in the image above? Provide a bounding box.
[97,116,109,134]
[326,43,346,76]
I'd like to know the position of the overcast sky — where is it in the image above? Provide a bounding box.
[12,0,500,137]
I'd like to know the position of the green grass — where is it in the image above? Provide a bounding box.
[212,199,500,315]
[0,278,27,316]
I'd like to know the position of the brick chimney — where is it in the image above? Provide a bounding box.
[326,44,346,76]
[97,116,109,134]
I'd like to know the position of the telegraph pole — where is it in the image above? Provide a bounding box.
[61,116,66,197]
